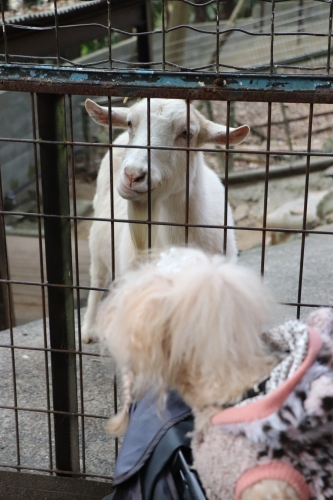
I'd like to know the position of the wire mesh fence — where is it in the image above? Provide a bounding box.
[0,0,332,72]
[0,0,333,497]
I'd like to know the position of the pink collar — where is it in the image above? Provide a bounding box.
[212,327,323,426]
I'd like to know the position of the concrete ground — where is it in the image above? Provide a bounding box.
[0,314,116,482]
[239,224,333,322]
[0,225,332,483]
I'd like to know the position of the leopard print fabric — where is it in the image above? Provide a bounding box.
[222,325,333,500]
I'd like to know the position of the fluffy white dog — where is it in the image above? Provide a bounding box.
[97,247,333,500]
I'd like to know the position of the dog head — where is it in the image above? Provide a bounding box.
[97,247,275,434]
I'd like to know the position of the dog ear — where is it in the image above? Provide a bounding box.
[97,269,173,399]
[106,410,129,436]
[106,369,134,436]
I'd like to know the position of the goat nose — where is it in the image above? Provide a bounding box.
[124,169,146,186]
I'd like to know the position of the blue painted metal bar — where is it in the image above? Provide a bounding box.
[1,63,333,102]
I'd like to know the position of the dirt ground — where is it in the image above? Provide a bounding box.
[203,100,333,173]
[230,169,333,251]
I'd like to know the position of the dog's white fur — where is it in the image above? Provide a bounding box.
[82,98,249,343]
[98,248,273,419]
[97,247,299,500]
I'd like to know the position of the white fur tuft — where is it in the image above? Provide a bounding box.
[106,409,130,436]
[105,368,134,436]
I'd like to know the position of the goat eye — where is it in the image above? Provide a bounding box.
[180,130,192,140]
[128,121,132,128]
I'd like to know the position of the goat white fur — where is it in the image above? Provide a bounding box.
[82,98,249,343]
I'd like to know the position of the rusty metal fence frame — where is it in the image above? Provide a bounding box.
[0,0,333,498]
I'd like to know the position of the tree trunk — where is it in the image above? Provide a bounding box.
[165,1,191,67]
[1,0,9,11]
[194,0,207,23]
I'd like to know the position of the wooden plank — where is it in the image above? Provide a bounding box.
[5,235,90,326]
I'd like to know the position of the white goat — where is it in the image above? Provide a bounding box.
[82,98,249,343]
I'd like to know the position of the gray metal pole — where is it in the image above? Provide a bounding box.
[37,93,80,475]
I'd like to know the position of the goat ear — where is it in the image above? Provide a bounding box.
[85,99,129,128]
[198,121,250,146]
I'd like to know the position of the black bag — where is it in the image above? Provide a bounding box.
[103,391,207,500]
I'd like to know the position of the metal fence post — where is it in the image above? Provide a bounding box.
[137,0,153,66]
[0,216,14,331]
[37,93,80,475]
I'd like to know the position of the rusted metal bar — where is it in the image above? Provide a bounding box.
[0,341,103,357]
[297,103,313,319]
[229,100,235,170]
[68,94,87,474]
[327,0,333,74]
[0,403,108,420]
[1,65,333,103]
[0,465,113,481]
[147,97,152,249]
[107,0,112,68]
[0,216,13,331]
[280,102,293,151]
[270,0,276,74]
[223,100,231,255]
[1,134,333,158]
[30,92,53,471]
[220,156,333,185]
[185,99,190,245]
[36,93,79,475]
[260,101,272,277]
[0,156,19,469]
[0,469,112,500]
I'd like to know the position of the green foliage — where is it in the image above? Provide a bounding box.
[22,0,44,7]
[80,37,107,57]
[28,164,36,179]
[10,179,19,191]
[206,5,217,21]
[80,32,120,57]
[151,0,163,28]
[206,0,259,21]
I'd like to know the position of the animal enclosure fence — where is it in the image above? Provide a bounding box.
[0,0,333,498]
